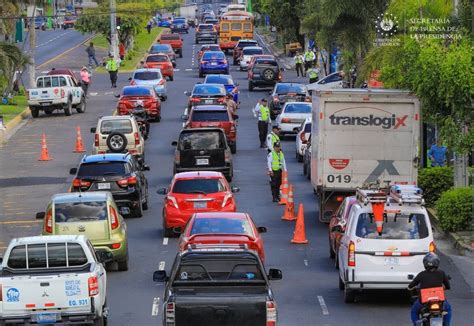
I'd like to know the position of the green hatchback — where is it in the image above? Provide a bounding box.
[37,191,129,271]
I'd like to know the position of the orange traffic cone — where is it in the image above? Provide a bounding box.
[282,185,296,221]
[279,171,289,205]
[38,133,52,161]
[291,203,308,244]
[73,125,86,153]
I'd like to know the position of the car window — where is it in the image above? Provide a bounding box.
[322,73,342,84]
[27,244,47,268]
[134,71,161,80]
[255,60,278,67]
[172,178,225,194]
[175,259,263,282]
[304,123,312,133]
[7,245,27,268]
[122,87,153,96]
[191,110,230,122]
[147,55,168,63]
[243,22,252,31]
[221,23,229,31]
[335,200,345,219]
[205,76,232,85]
[193,85,226,95]
[231,23,241,31]
[59,77,67,87]
[243,48,263,55]
[237,41,257,48]
[150,45,171,53]
[48,243,67,267]
[355,213,429,239]
[276,84,307,94]
[100,119,133,134]
[284,103,311,113]
[190,217,252,235]
[67,243,88,266]
[203,52,225,60]
[54,201,108,223]
[179,131,224,150]
[36,78,44,88]
[199,24,213,30]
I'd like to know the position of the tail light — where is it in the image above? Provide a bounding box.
[44,209,53,234]
[273,96,279,103]
[225,150,231,162]
[278,73,282,80]
[134,132,140,145]
[116,176,137,188]
[201,61,208,65]
[336,196,344,202]
[281,118,291,123]
[221,193,233,208]
[429,241,436,253]
[158,79,166,85]
[73,178,91,189]
[175,151,180,164]
[430,303,441,310]
[166,195,179,209]
[190,97,200,103]
[110,243,121,249]
[299,132,306,143]
[94,134,99,147]
[130,80,136,85]
[60,89,65,98]
[110,206,119,230]
[88,276,99,296]
[165,302,176,324]
[266,300,277,326]
[348,241,356,267]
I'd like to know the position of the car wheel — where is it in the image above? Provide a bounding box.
[307,166,311,180]
[338,274,344,290]
[179,50,183,58]
[161,95,167,101]
[230,142,237,154]
[262,68,275,82]
[76,96,86,113]
[169,75,174,81]
[131,197,143,218]
[30,107,39,118]
[162,211,175,237]
[143,189,149,210]
[334,251,339,269]
[93,316,105,326]
[329,235,335,258]
[248,81,254,92]
[344,285,356,303]
[106,132,128,153]
[117,258,129,271]
[64,100,72,116]
[156,114,161,122]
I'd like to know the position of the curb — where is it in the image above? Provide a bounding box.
[427,207,473,257]
[0,107,30,144]
[255,31,293,70]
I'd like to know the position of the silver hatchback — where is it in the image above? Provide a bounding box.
[129,68,167,101]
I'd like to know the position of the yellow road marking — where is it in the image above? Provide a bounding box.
[0,220,41,224]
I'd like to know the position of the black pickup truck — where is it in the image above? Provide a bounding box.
[153,245,282,326]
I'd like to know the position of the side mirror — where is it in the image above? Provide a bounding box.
[120,206,131,216]
[181,114,188,120]
[257,226,267,233]
[268,268,282,280]
[142,164,150,171]
[36,212,45,219]
[231,186,240,193]
[171,141,178,146]
[331,225,343,233]
[153,270,168,282]
[90,127,96,133]
[69,168,77,175]
[157,187,167,195]
[184,91,191,96]
[96,251,113,264]
[128,77,132,81]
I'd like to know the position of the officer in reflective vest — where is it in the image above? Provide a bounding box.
[253,99,271,148]
[266,125,280,153]
[304,49,316,72]
[267,142,287,202]
[105,53,118,88]
[294,51,304,77]
[307,63,319,84]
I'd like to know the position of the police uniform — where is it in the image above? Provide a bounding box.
[294,53,304,77]
[308,67,319,84]
[106,56,118,88]
[254,101,271,147]
[266,129,280,153]
[267,144,287,202]
[304,50,315,72]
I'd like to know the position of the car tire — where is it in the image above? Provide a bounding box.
[106,132,128,153]
[303,161,308,176]
[262,68,275,82]
[161,95,167,101]
[230,142,237,154]
[169,75,174,81]
[30,107,39,118]
[132,197,143,218]
[344,286,356,303]
[179,50,183,58]
[162,211,175,237]
[64,100,72,116]
[334,251,339,269]
[248,81,254,92]
[117,258,129,272]
[338,274,344,291]
[329,235,335,258]
[156,114,161,122]
[94,316,105,326]
[199,71,204,78]
[76,96,86,113]
[306,165,311,180]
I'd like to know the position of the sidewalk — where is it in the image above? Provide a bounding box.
[255,29,294,70]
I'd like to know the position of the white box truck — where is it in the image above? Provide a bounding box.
[310,89,420,222]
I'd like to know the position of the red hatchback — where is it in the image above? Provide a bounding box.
[179,212,267,262]
[328,196,357,260]
[117,86,161,121]
[144,53,174,81]
[157,172,239,237]
[184,105,237,154]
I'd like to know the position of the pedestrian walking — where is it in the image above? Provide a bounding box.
[146,20,153,34]
[267,142,287,202]
[428,139,447,167]
[80,67,91,97]
[86,42,99,67]
[266,125,280,153]
[307,64,319,84]
[105,54,118,88]
[304,49,315,73]
[119,43,126,61]
[294,51,304,78]
[253,99,271,148]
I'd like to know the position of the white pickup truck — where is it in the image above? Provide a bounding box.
[0,235,109,325]
[28,74,86,118]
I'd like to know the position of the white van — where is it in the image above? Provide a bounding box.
[337,185,435,303]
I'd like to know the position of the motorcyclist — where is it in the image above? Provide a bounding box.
[131,100,150,139]
[407,253,452,326]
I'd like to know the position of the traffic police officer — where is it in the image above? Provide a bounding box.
[267,142,287,202]
[105,53,118,88]
[266,125,280,153]
[253,99,271,148]
[304,49,316,72]
[307,64,319,84]
[294,51,304,77]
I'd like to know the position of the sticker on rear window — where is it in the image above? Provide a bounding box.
[65,280,82,296]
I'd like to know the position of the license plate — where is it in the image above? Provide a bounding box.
[384,257,399,265]
[40,102,51,106]
[97,183,111,190]
[204,100,213,104]
[36,313,58,324]
[429,317,443,326]
[193,201,207,209]
[196,158,209,165]
[211,62,218,65]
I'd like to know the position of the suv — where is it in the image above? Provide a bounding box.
[91,115,145,159]
[38,192,129,271]
[233,39,258,65]
[195,24,218,44]
[69,153,150,218]
[185,83,226,110]
[170,18,189,33]
[268,82,310,119]
[172,128,233,181]
[248,58,283,91]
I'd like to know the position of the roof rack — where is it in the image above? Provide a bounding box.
[390,185,424,206]
[356,188,387,206]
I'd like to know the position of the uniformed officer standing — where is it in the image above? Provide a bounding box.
[267,142,287,202]
[304,49,316,73]
[105,54,118,88]
[253,99,271,148]
[294,51,304,77]
[307,63,319,84]
[266,125,280,153]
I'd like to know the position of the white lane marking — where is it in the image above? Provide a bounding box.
[317,295,329,315]
[304,259,308,266]
[185,68,193,71]
[41,71,49,74]
[104,91,114,95]
[162,237,169,245]
[89,92,98,96]
[174,69,180,72]
[159,261,166,270]
[151,297,160,316]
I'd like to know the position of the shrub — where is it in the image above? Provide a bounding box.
[436,187,473,232]
[418,167,453,206]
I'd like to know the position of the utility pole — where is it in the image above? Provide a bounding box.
[28,4,36,88]
[109,0,119,61]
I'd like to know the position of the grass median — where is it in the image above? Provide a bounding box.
[0,95,28,125]
[92,27,164,73]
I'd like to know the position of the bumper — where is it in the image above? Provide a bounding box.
[220,41,237,50]
[346,281,410,290]
[200,65,229,73]
[28,99,65,107]
[278,122,300,134]
[165,205,236,229]
[250,79,278,87]
[154,85,167,97]
[94,242,127,262]
[175,165,231,176]
[111,189,141,208]
[197,35,217,42]
[92,146,144,157]
[0,311,98,325]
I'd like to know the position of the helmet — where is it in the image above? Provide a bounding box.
[423,253,440,270]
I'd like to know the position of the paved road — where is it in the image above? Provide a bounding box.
[1,24,473,326]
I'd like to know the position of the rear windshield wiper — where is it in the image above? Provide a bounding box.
[103,172,119,175]
[188,190,208,195]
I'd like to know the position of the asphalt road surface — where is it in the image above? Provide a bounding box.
[1,24,473,326]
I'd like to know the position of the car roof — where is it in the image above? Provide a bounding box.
[9,235,87,247]
[122,85,154,90]
[99,115,134,121]
[174,171,224,179]
[80,153,132,164]
[191,105,228,111]
[202,51,224,55]
[133,68,162,74]
[193,83,225,90]
[193,212,249,219]
[52,191,110,203]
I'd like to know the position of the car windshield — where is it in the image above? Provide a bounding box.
[100,119,133,135]
[243,48,263,55]
[284,103,311,113]
[179,132,224,150]
[173,19,186,23]
[54,201,108,222]
[191,110,229,122]
[355,213,429,239]
[172,179,225,194]
[205,76,233,85]
[78,161,126,177]
[276,84,307,94]
[161,34,179,40]
[199,25,214,30]
[150,45,171,53]
[206,19,218,24]
[190,217,252,236]
[203,52,225,60]
[133,71,161,80]
[255,59,278,66]
[193,85,225,95]
[146,55,168,63]
[122,87,152,96]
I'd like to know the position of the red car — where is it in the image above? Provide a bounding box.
[144,54,174,81]
[184,105,237,153]
[197,44,221,61]
[179,212,267,261]
[157,171,239,237]
[159,33,183,58]
[328,196,357,261]
[117,85,161,121]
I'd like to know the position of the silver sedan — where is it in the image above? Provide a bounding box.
[129,68,168,101]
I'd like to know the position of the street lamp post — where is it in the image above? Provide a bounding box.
[109,0,119,61]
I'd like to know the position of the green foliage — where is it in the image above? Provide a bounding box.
[418,167,453,206]
[436,187,473,232]
[0,42,30,97]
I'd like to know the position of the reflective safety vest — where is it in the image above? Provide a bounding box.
[106,59,118,72]
[308,68,318,79]
[304,51,315,61]
[271,132,280,146]
[259,105,270,121]
[271,151,285,171]
[295,55,303,64]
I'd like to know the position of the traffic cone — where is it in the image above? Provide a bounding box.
[291,203,308,244]
[279,171,289,205]
[73,125,86,153]
[38,133,52,161]
[282,185,296,221]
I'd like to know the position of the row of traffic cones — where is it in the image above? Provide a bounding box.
[279,172,308,244]
[38,126,86,161]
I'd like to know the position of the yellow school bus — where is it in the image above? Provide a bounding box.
[219,11,254,52]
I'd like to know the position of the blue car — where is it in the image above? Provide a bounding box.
[199,51,229,77]
[158,19,171,28]
[204,74,239,103]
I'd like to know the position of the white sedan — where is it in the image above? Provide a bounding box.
[275,102,312,136]
[295,117,311,162]
[239,46,264,71]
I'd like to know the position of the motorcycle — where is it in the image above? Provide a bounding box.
[130,106,150,140]
[411,287,448,326]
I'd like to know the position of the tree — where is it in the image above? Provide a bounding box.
[0,42,31,96]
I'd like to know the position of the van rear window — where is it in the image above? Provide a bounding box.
[355,213,429,239]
